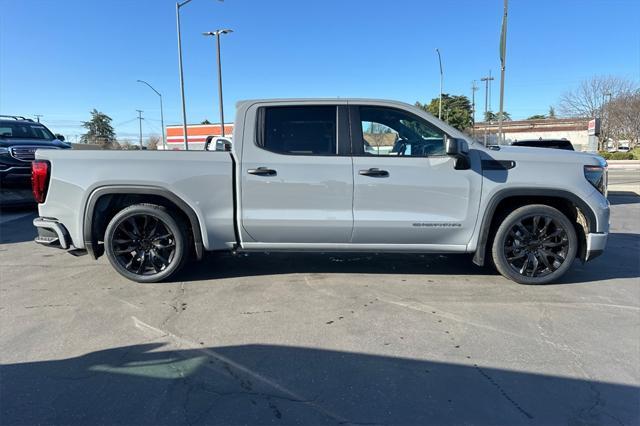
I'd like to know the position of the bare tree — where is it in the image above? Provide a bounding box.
[559,76,638,150]
[558,76,636,118]
[608,91,640,148]
[118,139,133,150]
[146,135,161,150]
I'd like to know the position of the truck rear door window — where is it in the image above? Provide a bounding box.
[258,106,337,155]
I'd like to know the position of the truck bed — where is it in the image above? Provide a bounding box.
[36,150,237,251]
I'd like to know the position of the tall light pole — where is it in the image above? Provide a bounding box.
[176,0,224,150]
[435,48,443,120]
[203,29,233,138]
[137,80,166,150]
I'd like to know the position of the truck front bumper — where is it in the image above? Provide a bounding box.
[585,232,608,262]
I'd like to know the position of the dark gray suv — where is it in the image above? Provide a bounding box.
[0,115,71,183]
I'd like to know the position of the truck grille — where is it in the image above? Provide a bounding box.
[10,146,57,162]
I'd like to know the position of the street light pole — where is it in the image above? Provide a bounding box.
[203,29,233,138]
[435,48,443,120]
[176,0,192,150]
[176,0,225,151]
[137,80,166,150]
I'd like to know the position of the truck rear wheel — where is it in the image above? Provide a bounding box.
[104,204,188,283]
[491,204,577,285]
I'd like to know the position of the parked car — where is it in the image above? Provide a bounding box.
[0,115,70,183]
[32,99,609,285]
[510,138,574,151]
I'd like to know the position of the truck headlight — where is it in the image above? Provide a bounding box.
[584,164,607,196]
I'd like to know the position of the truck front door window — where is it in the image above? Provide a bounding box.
[359,106,445,157]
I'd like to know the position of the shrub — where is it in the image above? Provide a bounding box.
[598,151,636,160]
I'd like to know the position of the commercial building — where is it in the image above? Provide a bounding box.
[163,123,234,150]
[474,118,590,150]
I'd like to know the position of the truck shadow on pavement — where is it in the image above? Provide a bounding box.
[1,343,638,425]
[178,231,639,285]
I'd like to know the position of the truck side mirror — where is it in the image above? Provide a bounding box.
[205,137,232,151]
[445,137,470,170]
[55,134,65,142]
[445,137,468,156]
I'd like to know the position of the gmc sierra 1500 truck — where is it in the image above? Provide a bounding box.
[32,99,609,284]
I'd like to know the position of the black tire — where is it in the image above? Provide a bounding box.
[491,204,577,285]
[104,203,188,283]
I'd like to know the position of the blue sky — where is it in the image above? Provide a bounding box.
[1,0,639,141]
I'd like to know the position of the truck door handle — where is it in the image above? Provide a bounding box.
[248,167,277,176]
[359,168,389,177]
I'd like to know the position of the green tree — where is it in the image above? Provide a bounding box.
[201,119,212,125]
[484,111,496,122]
[548,106,556,119]
[484,110,511,122]
[526,114,547,120]
[415,94,472,131]
[81,109,115,145]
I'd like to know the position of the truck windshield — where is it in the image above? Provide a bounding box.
[0,122,56,140]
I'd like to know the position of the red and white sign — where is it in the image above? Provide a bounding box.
[164,123,234,150]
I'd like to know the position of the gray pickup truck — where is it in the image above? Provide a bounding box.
[32,99,609,284]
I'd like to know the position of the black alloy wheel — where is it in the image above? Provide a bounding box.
[104,204,187,283]
[503,215,569,278]
[491,204,577,285]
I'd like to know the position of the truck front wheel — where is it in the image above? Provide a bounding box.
[491,204,577,285]
[104,204,188,283]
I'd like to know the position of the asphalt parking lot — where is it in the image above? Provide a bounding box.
[0,189,639,425]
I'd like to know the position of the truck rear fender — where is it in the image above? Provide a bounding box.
[83,186,205,260]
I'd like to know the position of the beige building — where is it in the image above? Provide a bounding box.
[473,118,590,151]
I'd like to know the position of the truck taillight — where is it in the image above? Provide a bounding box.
[31,160,50,203]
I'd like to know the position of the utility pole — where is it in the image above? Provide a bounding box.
[34,114,43,123]
[136,110,144,149]
[498,0,509,144]
[435,48,443,120]
[480,73,494,145]
[471,80,479,137]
